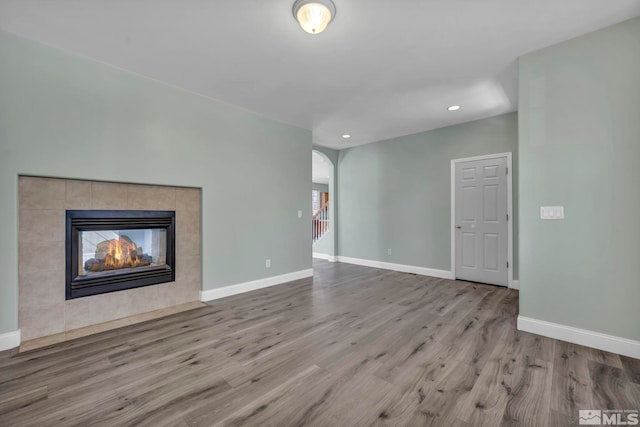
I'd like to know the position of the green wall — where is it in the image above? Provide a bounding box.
[518,18,640,340]
[312,183,329,193]
[337,113,518,274]
[312,145,339,168]
[0,31,312,335]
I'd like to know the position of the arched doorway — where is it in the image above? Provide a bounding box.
[312,150,336,261]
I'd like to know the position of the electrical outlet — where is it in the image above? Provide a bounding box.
[387,248,393,256]
[298,210,302,218]
[265,259,271,268]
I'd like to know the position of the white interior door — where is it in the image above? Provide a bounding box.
[454,155,509,287]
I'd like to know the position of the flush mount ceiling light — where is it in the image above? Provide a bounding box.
[293,0,336,35]
[447,105,461,111]
[342,134,351,139]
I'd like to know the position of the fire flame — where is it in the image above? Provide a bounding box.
[104,237,141,269]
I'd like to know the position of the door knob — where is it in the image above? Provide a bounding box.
[456,225,462,229]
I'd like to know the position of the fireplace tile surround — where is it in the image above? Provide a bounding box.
[18,177,202,342]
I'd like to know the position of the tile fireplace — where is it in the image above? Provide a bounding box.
[18,176,201,342]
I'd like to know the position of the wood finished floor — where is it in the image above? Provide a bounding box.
[1,260,638,427]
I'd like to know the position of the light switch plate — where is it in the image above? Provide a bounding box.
[540,206,565,219]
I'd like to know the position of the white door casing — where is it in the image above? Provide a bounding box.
[451,153,512,287]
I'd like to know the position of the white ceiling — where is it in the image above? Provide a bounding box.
[1,1,639,149]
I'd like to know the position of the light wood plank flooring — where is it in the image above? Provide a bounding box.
[1,260,639,426]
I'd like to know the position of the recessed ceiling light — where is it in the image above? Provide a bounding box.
[447,105,461,111]
[342,134,351,139]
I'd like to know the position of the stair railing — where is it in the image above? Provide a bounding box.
[312,201,329,243]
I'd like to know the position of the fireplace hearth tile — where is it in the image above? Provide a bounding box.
[20,331,67,351]
[155,282,177,306]
[176,210,200,236]
[65,180,92,210]
[177,230,201,257]
[19,240,64,274]
[19,302,65,341]
[19,210,65,243]
[127,185,176,211]
[171,280,200,305]
[90,182,128,210]
[65,291,132,331]
[176,254,201,285]
[19,177,66,210]
[176,187,201,212]
[155,280,198,307]
[19,268,65,308]
[124,284,162,315]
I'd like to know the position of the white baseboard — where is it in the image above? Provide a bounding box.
[200,269,314,302]
[336,256,454,280]
[510,280,520,290]
[313,253,336,262]
[0,329,21,351]
[517,316,640,359]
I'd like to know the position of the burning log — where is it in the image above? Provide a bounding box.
[84,235,152,272]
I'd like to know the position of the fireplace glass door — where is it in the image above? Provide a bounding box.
[79,228,168,278]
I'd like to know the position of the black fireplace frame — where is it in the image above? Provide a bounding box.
[65,210,176,300]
